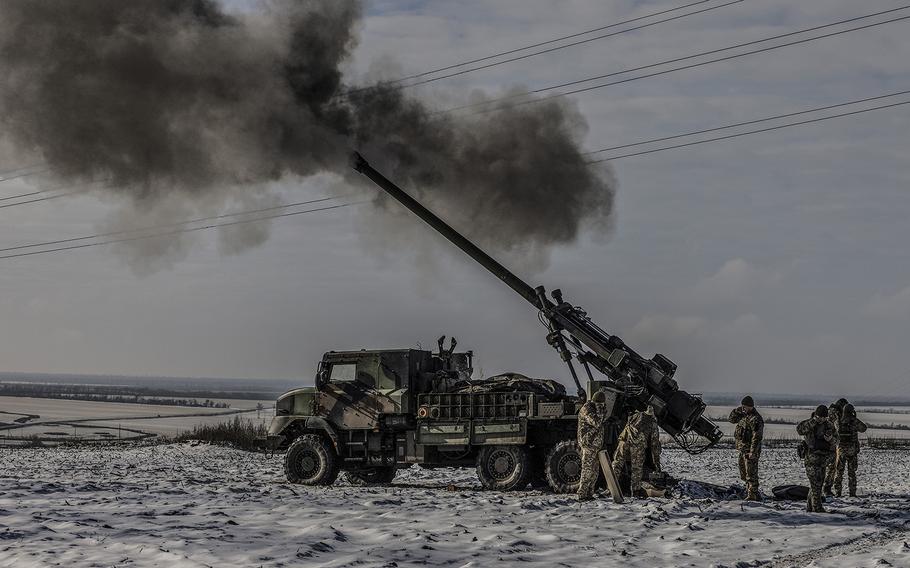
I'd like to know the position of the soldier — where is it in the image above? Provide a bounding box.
[612,405,661,498]
[823,398,849,496]
[576,390,608,501]
[729,395,764,501]
[834,403,867,497]
[797,405,836,513]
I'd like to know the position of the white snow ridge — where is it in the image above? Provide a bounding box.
[0,444,908,567]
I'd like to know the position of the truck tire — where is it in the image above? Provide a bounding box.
[476,445,530,491]
[284,434,339,486]
[345,466,397,486]
[544,440,582,494]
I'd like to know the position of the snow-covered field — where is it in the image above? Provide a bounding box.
[0,444,908,567]
[707,406,910,440]
[0,397,273,443]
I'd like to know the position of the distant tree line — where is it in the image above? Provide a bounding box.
[709,414,910,431]
[703,394,910,407]
[0,383,231,408]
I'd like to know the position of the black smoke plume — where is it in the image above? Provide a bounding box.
[0,0,614,266]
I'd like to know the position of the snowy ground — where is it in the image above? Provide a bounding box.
[0,397,272,443]
[0,444,908,568]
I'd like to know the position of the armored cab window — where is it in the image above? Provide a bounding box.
[329,363,357,383]
[276,396,292,416]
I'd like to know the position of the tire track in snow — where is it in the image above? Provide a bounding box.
[768,524,910,567]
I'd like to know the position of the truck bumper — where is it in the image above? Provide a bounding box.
[254,434,286,452]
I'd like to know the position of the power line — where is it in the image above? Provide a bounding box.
[0,164,45,178]
[341,0,744,97]
[442,6,910,115]
[0,167,50,184]
[0,191,80,210]
[585,89,910,155]
[380,0,722,84]
[0,201,364,261]
[587,98,910,162]
[0,195,345,254]
[0,180,108,209]
[0,189,52,202]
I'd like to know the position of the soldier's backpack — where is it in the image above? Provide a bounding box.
[772,484,809,501]
[838,416,857,444]
[805,420,833,454]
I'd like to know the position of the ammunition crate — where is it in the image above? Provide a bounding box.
[537,401,567,418]
[417,392,532,420]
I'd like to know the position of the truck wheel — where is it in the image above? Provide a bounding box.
[284,434,339,486]
[345,466,397,486]
[544,440,582,494]
[476,445,530,491]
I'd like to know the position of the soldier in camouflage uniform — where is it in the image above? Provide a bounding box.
[823,398,849,496]
[797,405,836,513]
[729,395,764,501]
[576,390,608,501]
[612,405,661,498]
[834,403,867,497]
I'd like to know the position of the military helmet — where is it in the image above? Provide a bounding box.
[591,390,607,404]
[814,404,828,418]
[835,398,849,408]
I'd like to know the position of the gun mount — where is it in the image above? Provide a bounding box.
[352,152,722,453]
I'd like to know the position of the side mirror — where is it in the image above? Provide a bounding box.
[315,364,329,389]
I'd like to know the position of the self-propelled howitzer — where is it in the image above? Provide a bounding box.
[352,152,722,453]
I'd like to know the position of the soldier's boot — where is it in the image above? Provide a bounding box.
[848,483,857,498]
[812,494,826,513]
[745,490,760,501]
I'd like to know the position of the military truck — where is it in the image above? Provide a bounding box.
[259,154,723,492]
[262,339,608,491]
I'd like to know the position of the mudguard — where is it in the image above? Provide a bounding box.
[256,416,340,452]
[300,417,340,451]
[269,416,339,452]
[269,416,341,452]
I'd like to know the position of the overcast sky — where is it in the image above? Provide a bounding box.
[0,0,908,398]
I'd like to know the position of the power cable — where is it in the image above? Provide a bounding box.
[585,89,910,155]
[441,6,910,115]
[0,191,81,210]
[0,189,52,202]
[0,164,45,178]
[0,201,364,261]
[0,180,109,209]
[374,0,723,84]
[587,98,910,162]
[0,195,344,254]
[0,167,50,183]
[340,0,744,96]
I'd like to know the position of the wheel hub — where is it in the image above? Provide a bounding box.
[298,451,319,477]
[558,454,581,482]
[489,450,515,480]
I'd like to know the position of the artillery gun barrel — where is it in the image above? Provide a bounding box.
[352,152,546,310]
[352,151,722,451]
